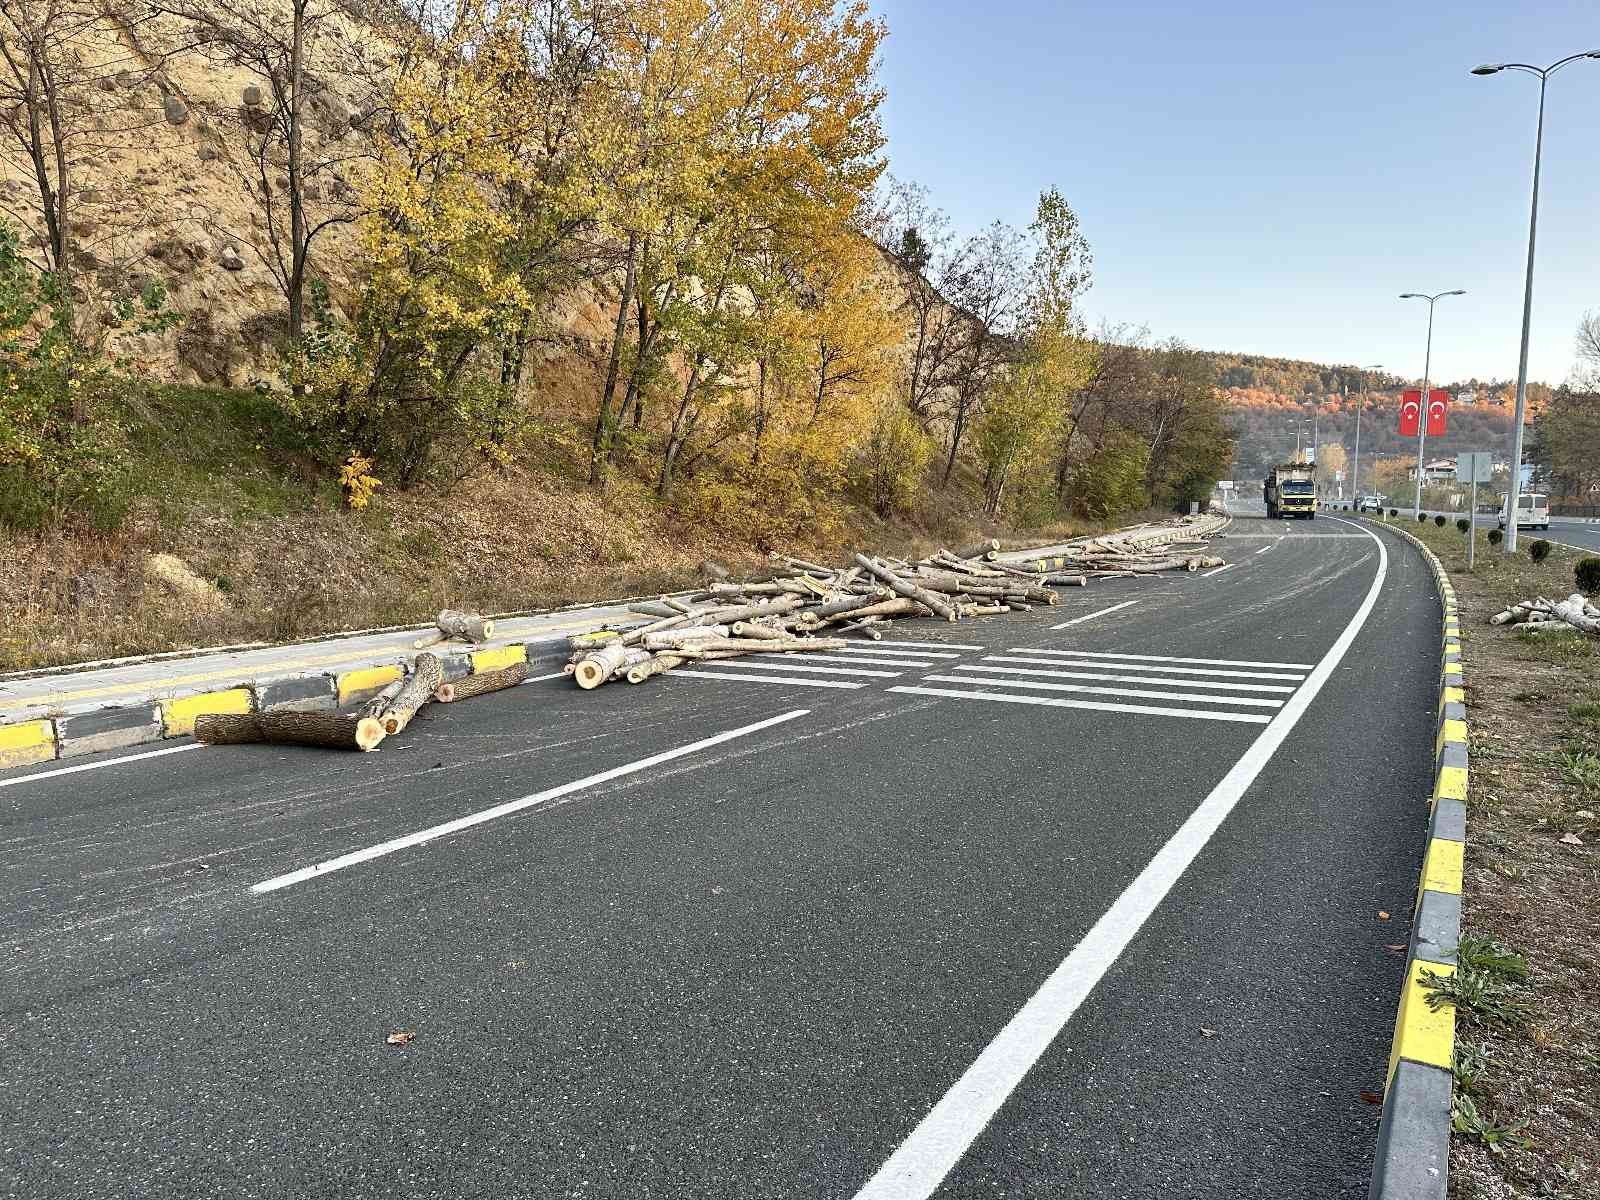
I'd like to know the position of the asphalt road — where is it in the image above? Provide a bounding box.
[1,514,1442,1200]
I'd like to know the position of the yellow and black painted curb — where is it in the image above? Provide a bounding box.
[1368,522,1465,1200]
[0,643,533,767]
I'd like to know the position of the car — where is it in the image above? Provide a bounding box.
[1356,495,1384,513]
[1498,491,1550,531]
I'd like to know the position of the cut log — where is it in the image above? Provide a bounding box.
[358,677,406,719]
[627,653,684,684]
[195,711,386,752]
[853,553,958,621]
[376,653,444,735]
[818,596,927,624]
[730,621,786,639]
[435,609,494,643]
[649,635,847,655]
[956,538,1000,560]
[574,640,631,689]
[435,661,529,703]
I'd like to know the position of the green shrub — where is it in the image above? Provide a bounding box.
[1389,508,1398,517]
[1418,512,1429,524]
[1488,528,1504,545]
[1435,514,1447,527]
[1575,557,1600,595]
[1456,518,1470,533]
[1529,539,1551,563]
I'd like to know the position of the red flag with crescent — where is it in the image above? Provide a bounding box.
[1399,390,1421,437]
[1426,389,1449,436]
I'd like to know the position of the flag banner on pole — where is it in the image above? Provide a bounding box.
[1399,390,1421,437]
[1426,388,1449,436]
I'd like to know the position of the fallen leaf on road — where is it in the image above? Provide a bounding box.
[1386,944,1408,953]
[1377,911,1391,920]
[1200,1027,1217,1038]
[1560,832,1584,846]
[385,1031,416,1046]
[1359,1091,1383,1106]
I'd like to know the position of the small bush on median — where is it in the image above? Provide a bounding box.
[1435,514,1448,527]
[1419,512,1429,524]
[1575,557,1600,595]
[1389,508,1398,517]
[1457,518,1470,533]
[1489,528,1504,545]
[1529,538,1552,563]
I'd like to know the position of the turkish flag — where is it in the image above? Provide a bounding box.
[1399,390,1421,437]
[1426,389,1449,436]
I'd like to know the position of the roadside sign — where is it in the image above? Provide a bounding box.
[1455,452,1491,482]
[1305,445,1317,464]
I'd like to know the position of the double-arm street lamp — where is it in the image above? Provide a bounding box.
[1472,50,1600,551]
[1400,290,1465,517]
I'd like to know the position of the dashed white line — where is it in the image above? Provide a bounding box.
[888,685,1271,724]
[1201,563,1235,578]
[920,675,1284,708]
[704,660,901,678]
[785,653,934,668]
[1049,599,1140,631]
[953,664,1297,694]
[871,640,985,651]
[1255,543,1274,555]
[852,515,1388,1200]
[251,708,811,894]
[837,647,960,660]
[0,742,202,789]
[1006,649,1315,671]
[984,656,1304,682]
[670,670,864,690]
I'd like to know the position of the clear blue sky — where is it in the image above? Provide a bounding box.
[872,0,1599,386]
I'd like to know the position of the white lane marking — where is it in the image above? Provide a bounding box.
[952,664,1297,694]
[252,709,810,894]
[521,671,568,685]
[985,656,1304,682]
[670,670,864,690]
[1006,648,1315,671]
[1255,543,1274,555]
[873,640,985,651]
[785,653,934,668]
[0,742,202,790]
[853,516,1388,1200]
[1201,563,1234,578]
[1049,599,1139,631]
[702,659,901,679]
[921,675,1284,709]
[887,686,1270,725]
[838,647,960,659]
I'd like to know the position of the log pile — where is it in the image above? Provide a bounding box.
[1490,593,1600,637]
[565,515,1231,689]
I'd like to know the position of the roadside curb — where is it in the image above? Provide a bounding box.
[0,642,537,770]
[1367,520,1465,1200]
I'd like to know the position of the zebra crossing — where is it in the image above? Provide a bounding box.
[888,646,1311,724]
[669,640,971,690]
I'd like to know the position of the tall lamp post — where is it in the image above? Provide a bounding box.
[1399,290,1465,518]
[1351,363,1383,503]
[1472,50,1600,552]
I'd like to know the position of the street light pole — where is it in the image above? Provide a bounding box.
[1400,290,1465,518]
[1472,50,1599,552]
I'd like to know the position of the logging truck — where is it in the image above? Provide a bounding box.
[1263,463,1317,519]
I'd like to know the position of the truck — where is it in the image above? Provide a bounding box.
[1263,463,1317,519]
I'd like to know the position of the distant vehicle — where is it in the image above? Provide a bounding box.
[1498,491,1549,531]
[1356,495,1385,513]
[1264,462,1317,519]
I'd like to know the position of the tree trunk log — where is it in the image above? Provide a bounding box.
[852,554,958,621]
[436,609,494,643]
[435,662,529,703]
[575,641,631,689]
[818,597,926,624]
[956,538,1000,559]
[195,711,386,751]
[376,653,444,734]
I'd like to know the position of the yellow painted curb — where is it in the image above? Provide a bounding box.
[1422,837,1465,895]
[1443,685,1465,706]
[161,688,253,737]
[337,665,403,706]
[1434,764,1469,804]
[1435,718,1468,755]
[0,718,56,768]
[471,644,527,673]
[1388,960,1456,1085]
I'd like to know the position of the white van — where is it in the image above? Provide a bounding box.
[1498,491,1550,531]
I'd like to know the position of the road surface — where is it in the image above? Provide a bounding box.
[1,514,1441,1199]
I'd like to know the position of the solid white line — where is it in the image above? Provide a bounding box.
[985,656,1304,682]
[520,671,568,685]
[853,516,1388,1200]
[785,653,934,668]
[837,647,960,659]
[1049,599,1139,631]
[872,640,985,651]
[951,664,1296,694]
[1201,563,1234,578]
[921,675,1284,708]
[1255,543,1274,555]
[702,659,900,678]
[887,686,1271,724]
[0,742,202,790]
[1006,648,1315,670]
[670,670,864,690]
[251,708,810,894]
